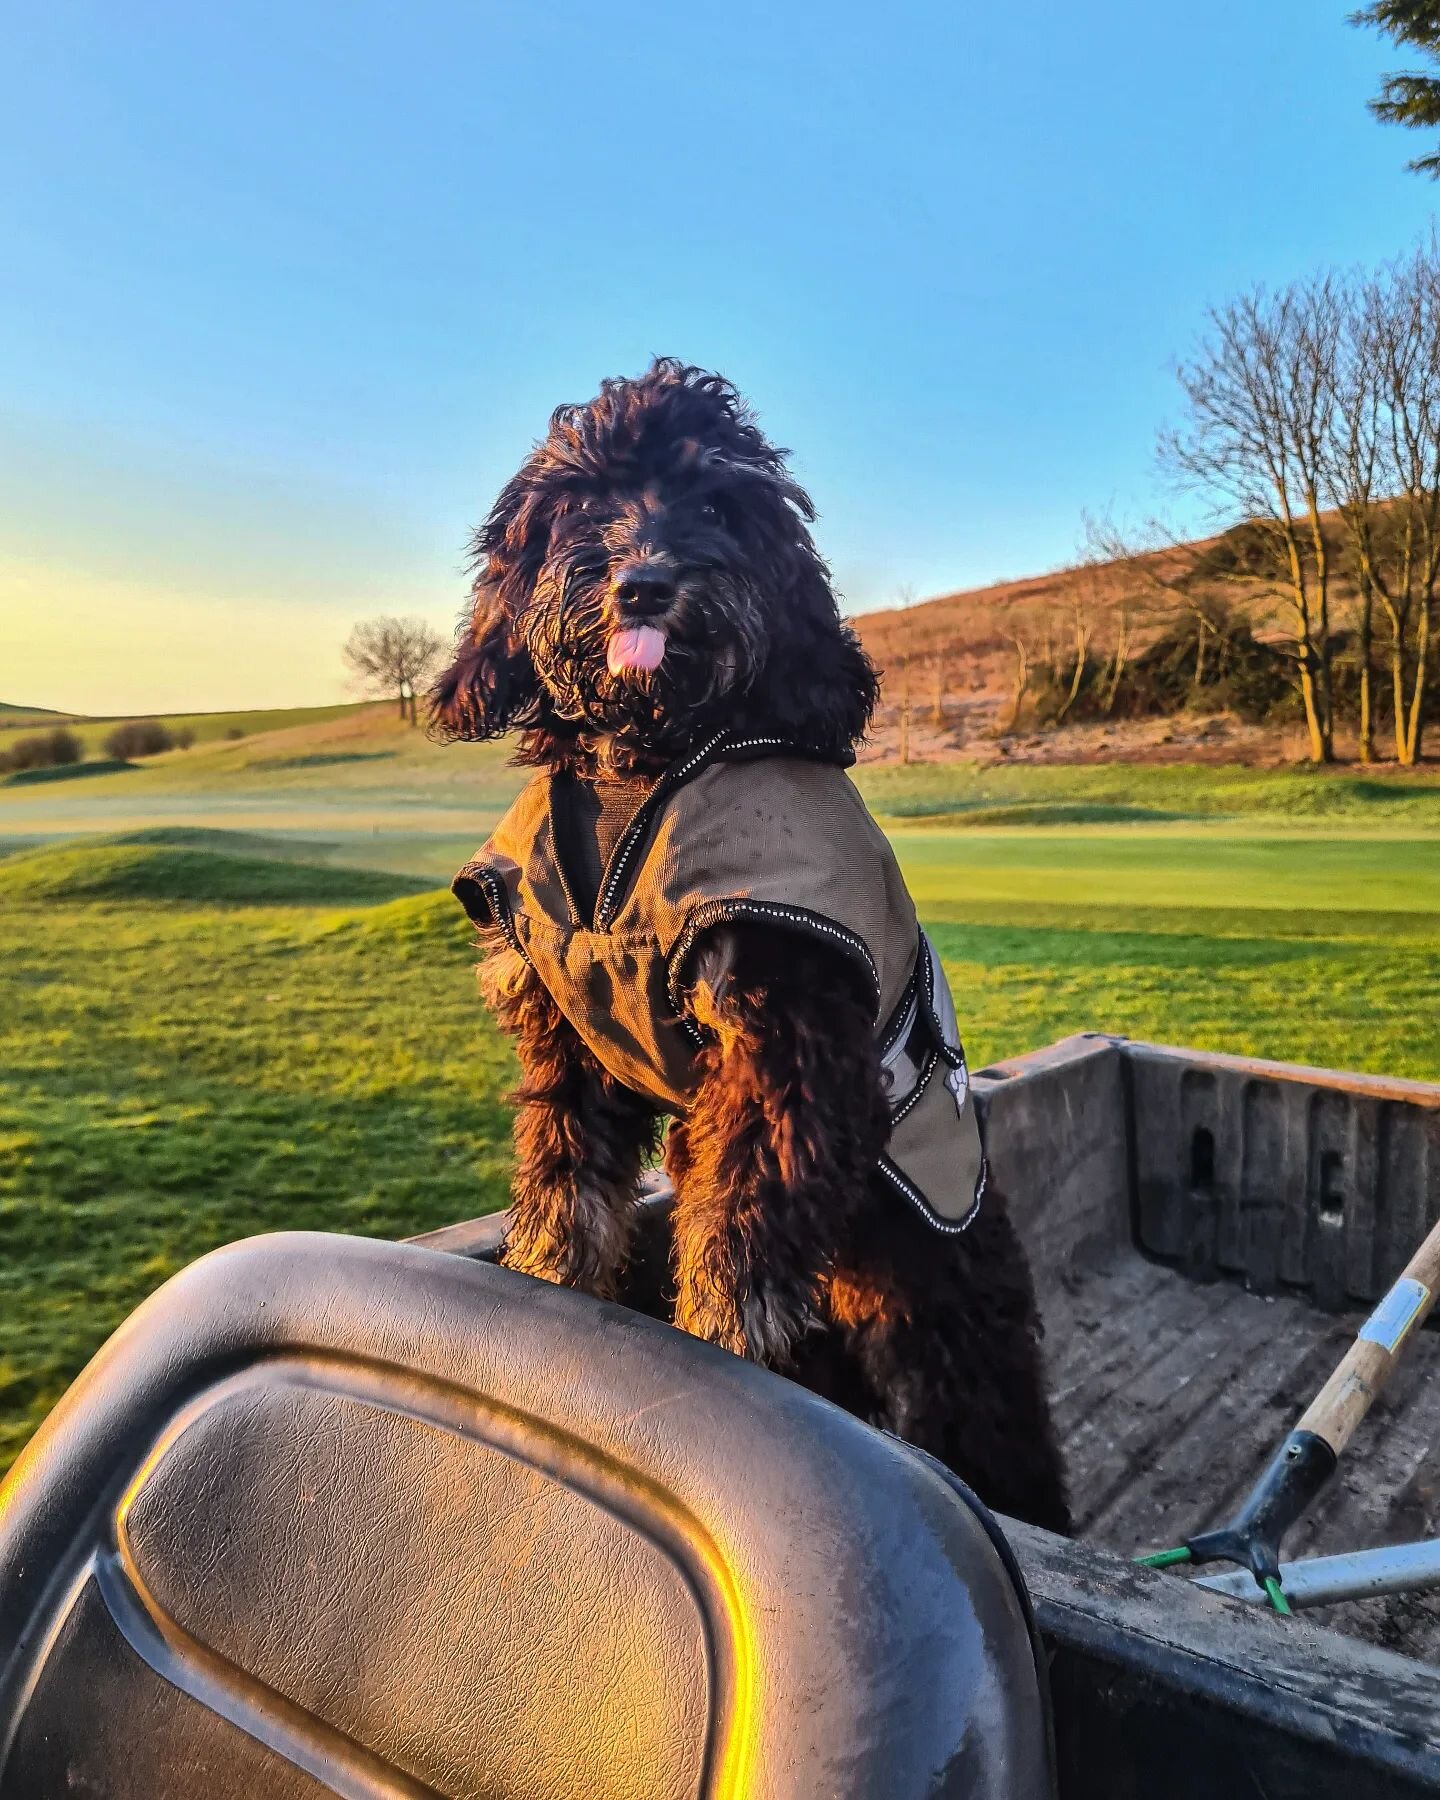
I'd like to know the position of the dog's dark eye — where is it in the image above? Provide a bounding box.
[699,501,719,521]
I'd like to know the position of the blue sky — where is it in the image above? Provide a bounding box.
[2,0,1434,711]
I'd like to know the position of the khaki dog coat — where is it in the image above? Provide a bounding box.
[453,730,986,1231]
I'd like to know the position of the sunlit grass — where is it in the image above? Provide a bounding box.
[2,747,1439,1478]
[0,880,512,1473]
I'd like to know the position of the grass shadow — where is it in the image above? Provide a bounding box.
[3,759,133,787]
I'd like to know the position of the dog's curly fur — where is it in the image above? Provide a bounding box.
[434,358,1070,1532]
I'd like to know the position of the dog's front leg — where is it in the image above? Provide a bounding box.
[481,942,657,1298]
[669,929,887,1365]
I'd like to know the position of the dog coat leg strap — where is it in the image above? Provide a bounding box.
[877,930,987,1232]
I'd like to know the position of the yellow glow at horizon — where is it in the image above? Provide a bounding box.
[0,557,452,717]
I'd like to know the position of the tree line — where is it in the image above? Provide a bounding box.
[0,718,201,777]
[1159,239,1440,764]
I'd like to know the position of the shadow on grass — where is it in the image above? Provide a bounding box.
[251,750,399,770]
[887,802,1193,828]
[920,899,1440,947]
[0,840,431,906]
[3,759,133,787]
[922,915,1431,971]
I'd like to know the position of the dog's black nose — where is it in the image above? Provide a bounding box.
[612,564,676,616]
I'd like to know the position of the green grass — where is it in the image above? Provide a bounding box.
[857,759,1440,825]
[2,720,1439,1479]
[0,872,512,1475]
[0,835,430,907]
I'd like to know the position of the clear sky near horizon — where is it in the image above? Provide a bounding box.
[2,0,1436,714]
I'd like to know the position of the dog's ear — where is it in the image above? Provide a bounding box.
[769,612,878,754]
[754,549,879,754]
[429,581,538,741]
[798,619,880,751]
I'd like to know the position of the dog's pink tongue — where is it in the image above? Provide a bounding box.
[607,624,667,675]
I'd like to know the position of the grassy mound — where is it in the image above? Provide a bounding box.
[0,835,429,907]
[105,826,328,859]
[0,702,73,723]
[249,750,398,771]
[889,801,1188,829]
[347,888,474,954]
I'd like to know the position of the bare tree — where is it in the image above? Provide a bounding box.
[900,610,955,729]
[896,657,914,764]
[342,616,445,726]
[1165,280,1346,762]
[928,626,950,726]
[892,583,918,763]
[1083,514,1216,689]
[999,630,1031,733]
[1327,270,1385,762]
[1051,543,1109,724]
[1100,598,1135,716]
[1328,245,1440,764]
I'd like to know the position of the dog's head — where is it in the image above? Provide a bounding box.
[432,358,877,768]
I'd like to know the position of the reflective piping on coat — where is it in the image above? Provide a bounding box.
[666,897,883,1039]
[917,928,967,1071]
[875,931,984,1233]
[879,960,920,1059]
[878,931,966,1111]
[878,1152,987,1234]
[544,781,586,928]
[594,729,733,930]
[889,1044,940,1125]
[452,862,529,964]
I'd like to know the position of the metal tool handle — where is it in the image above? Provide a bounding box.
[1195,1538,1440,1611]
[1297,1215,1440,1458]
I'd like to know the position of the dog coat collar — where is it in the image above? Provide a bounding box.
[588,729,851,932]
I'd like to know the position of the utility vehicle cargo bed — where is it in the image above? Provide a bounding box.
[408,1033,1440,1792]
[985,1034,1440,1658]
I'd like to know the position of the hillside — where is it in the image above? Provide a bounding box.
[847,522,1360,764]
[0,699,368,754]
[845,509,1440,765]
[0,702,72,725]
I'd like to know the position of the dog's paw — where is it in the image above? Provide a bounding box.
[741,1282,818,1365]
[501,1186,631,1298]
[674,1279,814,1366]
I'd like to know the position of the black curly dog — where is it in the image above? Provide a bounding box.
[433,359,1070,1531]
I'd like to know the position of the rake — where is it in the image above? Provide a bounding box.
[1136,1213,1440,1614]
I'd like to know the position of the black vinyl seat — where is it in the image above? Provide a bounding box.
[0,1232,1052,1798]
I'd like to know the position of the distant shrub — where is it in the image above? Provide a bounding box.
[102,720,175,760]
[1025,601,1294,731]
[224,726,246,740]
[173,726,195,750]
[0,728,84,773]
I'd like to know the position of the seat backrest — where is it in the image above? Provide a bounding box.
[0,1232,1050,1799]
